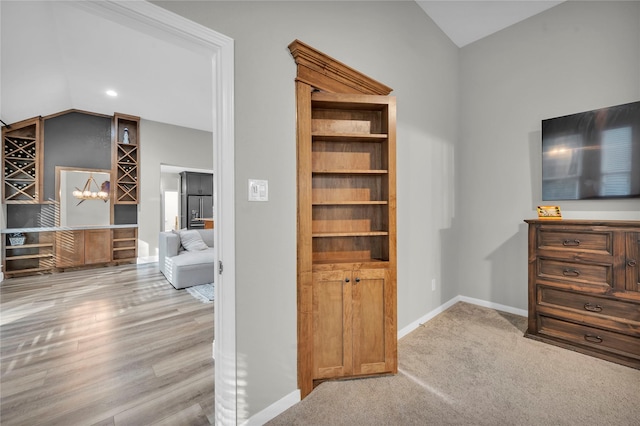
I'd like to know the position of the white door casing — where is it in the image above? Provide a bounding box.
[69,1,236,424]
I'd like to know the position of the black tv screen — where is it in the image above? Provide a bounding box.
[541,101,640,201]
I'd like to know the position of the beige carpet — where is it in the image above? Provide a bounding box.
[268,302,640,425]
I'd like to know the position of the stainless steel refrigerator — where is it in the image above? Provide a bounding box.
[180,172,213,229]
[185,195,213,229]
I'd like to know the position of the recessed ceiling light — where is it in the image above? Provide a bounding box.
[106,90,118,97]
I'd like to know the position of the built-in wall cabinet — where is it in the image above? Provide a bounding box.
[1,110,140,277]
[290,40,398,398]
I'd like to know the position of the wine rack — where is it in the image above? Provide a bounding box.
[2,117,42,203]
[113,113,140,204]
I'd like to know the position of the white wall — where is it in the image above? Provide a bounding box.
[138,119,212,261]
[456,1,640,309]
[156,0,459,420]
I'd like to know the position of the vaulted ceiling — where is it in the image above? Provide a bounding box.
[1,1,563,133]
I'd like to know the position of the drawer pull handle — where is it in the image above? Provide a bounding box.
[628,259,637,267]
[583,303,603,312]
[563,239,581,246]
[562,269,580,277]
[584,334,603,344]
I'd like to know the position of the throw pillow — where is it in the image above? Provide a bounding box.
[178,229,209,251]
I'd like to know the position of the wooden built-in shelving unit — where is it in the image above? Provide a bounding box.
[112,227,138,263]
[3,232,54,278]
[2,110,141,278]
[2,117,43,203]
[113,113,140,204]
[290,39,397,399]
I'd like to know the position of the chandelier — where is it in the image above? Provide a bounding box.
[72,174,109,203]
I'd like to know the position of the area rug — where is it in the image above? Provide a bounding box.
[186,283,214,303]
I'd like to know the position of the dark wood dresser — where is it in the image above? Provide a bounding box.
[525,219,640,369]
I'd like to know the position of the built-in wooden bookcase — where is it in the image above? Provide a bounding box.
[290,40,397,398]
[113,113,140,204]
[2,117,43,203]
[311,92,394,265]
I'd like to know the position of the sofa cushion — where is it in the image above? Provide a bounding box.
[177,229,209,251]
[172,248,215,266]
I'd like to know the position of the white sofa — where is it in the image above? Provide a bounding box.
[158,229,214,289]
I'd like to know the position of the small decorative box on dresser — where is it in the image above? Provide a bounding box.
[525,219,640,369]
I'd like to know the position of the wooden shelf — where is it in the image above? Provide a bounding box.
[313,201,387,205]
[111,228,137,262]
[2,117,43,203]
[312,133,388,142]
[5,243,54,250]
[3,231,54,277]
[313,231,389,237]
[312,169,388,174]
[312,258,389,266]
[112,114,140,205]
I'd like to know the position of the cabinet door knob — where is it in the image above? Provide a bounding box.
[562,269,580,277]
[584,334,603,344]
[355,277,360,283]
[583,303,603,313]
[627,259,637,267]
[345,278,350,283]
[563,239,581,246]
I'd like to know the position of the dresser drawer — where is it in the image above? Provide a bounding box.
[538,286,640,323]
[537,228,612,255]
[539,316,640,359]
[538,257,612,288]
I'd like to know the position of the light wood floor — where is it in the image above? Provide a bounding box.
[0,263,214,426]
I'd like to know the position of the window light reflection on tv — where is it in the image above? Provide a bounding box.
[541,101,640,201]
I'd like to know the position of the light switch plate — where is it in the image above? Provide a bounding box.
[248,179,268,201]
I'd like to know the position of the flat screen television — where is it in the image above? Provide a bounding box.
[541,100,640,201]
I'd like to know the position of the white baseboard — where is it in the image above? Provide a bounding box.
[241,389,300,426]
[398,295,527,340]
[397,296,460,339]
[456,295,527,317]
[136,255,157,264]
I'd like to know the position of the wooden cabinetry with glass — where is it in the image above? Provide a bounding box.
[2,117,43,203]
[291,39,397,398]
[113,113,140,204]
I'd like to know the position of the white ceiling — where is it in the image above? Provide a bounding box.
[417,1,564,47]
[1,1,213,132]
[1,1,564,133]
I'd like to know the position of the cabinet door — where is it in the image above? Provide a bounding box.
[626,232,640,293]
[312,268,395,380]
[56,230,84,268]
[84,229,111,264]
[186,172,213,195]
[312,270,353,379]
[352,268,395,375]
